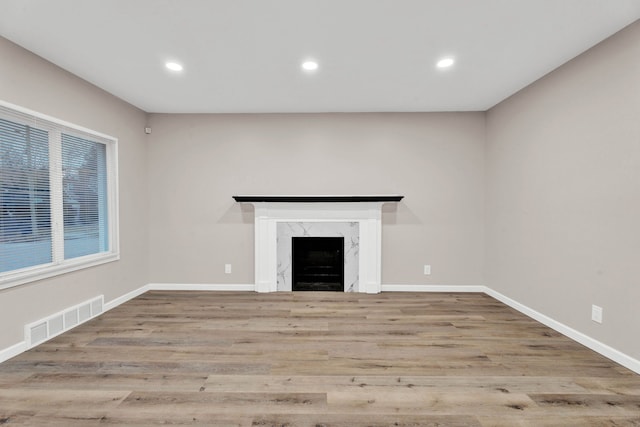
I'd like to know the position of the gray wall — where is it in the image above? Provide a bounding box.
[0,38,149,349]
[146,112,486,286]
[486,21,640,360]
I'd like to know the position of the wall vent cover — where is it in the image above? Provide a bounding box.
[25,295,104,348]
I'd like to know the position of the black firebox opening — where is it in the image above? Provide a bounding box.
[292,237,344,292]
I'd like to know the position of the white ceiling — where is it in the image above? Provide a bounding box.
[1,0,639,113]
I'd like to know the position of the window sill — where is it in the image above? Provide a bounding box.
[0,252,120,291]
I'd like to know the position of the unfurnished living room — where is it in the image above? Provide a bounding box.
[1,1,640,425]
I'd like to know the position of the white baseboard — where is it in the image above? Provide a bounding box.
[148,283,255,291]
[2,283,639,375]
[103,283,254,312]
[381,284,486,293]
[104,285,151,312]
[0,340,28,364]
[484,287,640,375]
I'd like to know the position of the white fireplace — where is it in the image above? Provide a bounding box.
[234,196,403,293]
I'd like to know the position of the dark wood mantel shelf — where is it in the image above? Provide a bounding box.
[232,195,404,203]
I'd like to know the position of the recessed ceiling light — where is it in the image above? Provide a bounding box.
[301,60,319,71]
[165,62,183,72]
[436,57,455,69]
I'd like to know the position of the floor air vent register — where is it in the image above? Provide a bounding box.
[25,295,104,348]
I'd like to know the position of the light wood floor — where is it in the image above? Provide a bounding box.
[1,291,639,426]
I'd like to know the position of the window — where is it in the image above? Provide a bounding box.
[0,101,119,289]
[62,134,109,259]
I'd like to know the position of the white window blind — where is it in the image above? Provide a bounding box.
[0,100,119,289]
[62,134,108,259]
[0,118,52,272]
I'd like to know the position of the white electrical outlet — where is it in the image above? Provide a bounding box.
[591,305,603,324]
[423,265,431,275]
[225,264,232,274]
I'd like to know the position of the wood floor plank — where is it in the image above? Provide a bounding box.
[477,415,640,427]
[0,388,130,419]
[202,374,591,394]
[116,391,328,416]
[249,414,482,427]
[326,389,537,415]
[0,290,639,425]
[18,372,209,392]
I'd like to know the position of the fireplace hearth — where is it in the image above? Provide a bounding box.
[292,237,344,292]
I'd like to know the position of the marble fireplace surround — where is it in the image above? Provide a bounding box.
[233,196,404,293]
[277,222,359,292]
